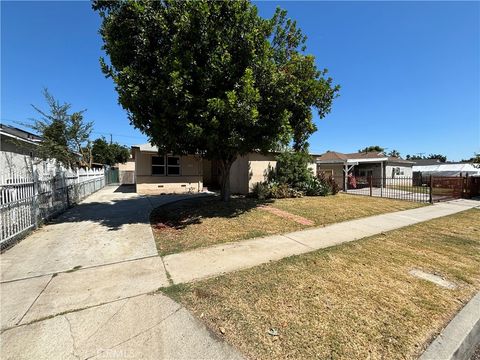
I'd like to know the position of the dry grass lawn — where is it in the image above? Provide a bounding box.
[163,209,480,360]
[151,193,423,255]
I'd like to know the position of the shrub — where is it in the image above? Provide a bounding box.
[328,175,340,195]
[268,182,290,199]
[317,173,340,195]
[302,177,330,196]
[252,182,270,200]
[250,150,340,199]
[271,150,315,188]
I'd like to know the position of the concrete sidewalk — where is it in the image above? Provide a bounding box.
[0,186,240,360]
[163,199,479,284]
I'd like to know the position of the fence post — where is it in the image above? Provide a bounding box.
[64,170,70,207]
[429,175,433,204]
[369,175,372,197]
[463,174,468,198]
[31,162,39,229]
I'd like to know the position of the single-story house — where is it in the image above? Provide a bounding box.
[131,143,317,195]
[316,151,414,190]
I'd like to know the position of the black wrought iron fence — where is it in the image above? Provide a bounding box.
[328,173,478,203]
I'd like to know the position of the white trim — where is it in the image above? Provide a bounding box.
[347,158,388,164]
[0,131,40,146]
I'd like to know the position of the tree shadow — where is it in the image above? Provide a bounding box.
[150,195,273,231]
[46,191,267,232]
[113,184,136,193]
[52,195,154,231]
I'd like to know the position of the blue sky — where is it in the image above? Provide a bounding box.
[1,1,479,161]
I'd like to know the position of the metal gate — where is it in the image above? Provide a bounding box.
[430,177,464,201]
[105,168,119,185]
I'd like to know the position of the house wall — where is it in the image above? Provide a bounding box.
[246,153,276,193]
[117,158,135,185]
[134,149,203,194]
[0,151,34,176]
[317,163,345,185]
[234,153,317,194]
[117,159,135,171]
[385,162,413,186]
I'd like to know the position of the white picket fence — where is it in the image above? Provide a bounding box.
[0,168,106,247]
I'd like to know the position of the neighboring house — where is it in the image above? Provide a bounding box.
[411,158,442,166]
[0,124,43,175]
[131,143,317,195]
[413,163,480,177]
[316,151,414,189]
[0,124,42,155]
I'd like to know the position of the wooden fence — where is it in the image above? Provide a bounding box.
[0,168,105,248]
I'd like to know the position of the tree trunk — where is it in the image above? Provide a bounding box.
[219,159,233,202]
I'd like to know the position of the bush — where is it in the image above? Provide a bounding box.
[252,182,270,200]
[270,150,315,188]
[327,175,340,195]
[250,150,340,199]
[268,182,290,199]
[302,177,330,196]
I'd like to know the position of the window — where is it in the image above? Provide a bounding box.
[395,167,404,176]
[167,156,180,175]
[152,156,165,175]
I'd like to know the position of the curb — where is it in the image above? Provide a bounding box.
[420,292,480,360]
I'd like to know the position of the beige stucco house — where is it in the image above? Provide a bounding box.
[131,143,317,195]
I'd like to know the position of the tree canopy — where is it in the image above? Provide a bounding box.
[92,137,130,166]
[358,145,384,153]
[28,89,93,168]
[405,153,447,162]
[93,0,339,200]
[388,149,400,158]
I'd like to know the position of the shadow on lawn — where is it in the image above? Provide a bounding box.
[150,196,273,231]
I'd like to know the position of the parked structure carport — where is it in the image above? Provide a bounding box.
[315,151,414,192]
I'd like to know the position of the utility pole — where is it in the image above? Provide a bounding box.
[110,134,112,145]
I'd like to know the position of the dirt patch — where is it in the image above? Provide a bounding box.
[259,205,314,226]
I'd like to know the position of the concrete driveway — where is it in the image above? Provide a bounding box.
[0,186,242,360]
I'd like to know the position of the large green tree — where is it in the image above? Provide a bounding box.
[358,145,385,153]
[92,137,130,166]
[29,89,93,168]
[93,0,339,200]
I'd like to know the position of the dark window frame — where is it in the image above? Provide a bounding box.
[151,156,165,176]
[151,155,181,176]
[167,155,181,176]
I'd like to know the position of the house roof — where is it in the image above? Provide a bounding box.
[0,124,42,145]
[131,143,159,152]
[413,163,480,175]
[411,159,442,166]
[316,151,414,164]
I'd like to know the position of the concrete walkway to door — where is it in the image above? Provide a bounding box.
[0,186,242,360]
